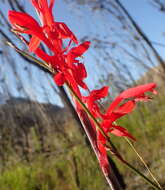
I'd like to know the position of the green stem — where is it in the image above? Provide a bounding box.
[124,161,162,190]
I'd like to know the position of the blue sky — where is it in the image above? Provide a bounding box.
[26,0,165,61]
[121,0,165,58]
[2,0,165,105]
[54,0,165,86]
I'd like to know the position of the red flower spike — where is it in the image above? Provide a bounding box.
[8,0,158,186]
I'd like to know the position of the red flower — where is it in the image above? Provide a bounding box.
[106,83,157,115]
[9,0,78,53]
[101,83,157,139]
[101,120,136,140]
[92,83,157,170]
[8,10,53,51]
[66,41,90,89]
[67,41,91,67]
[32,0,78,47]
[8,2,89,94]
[84,83,156,140]
[83,86,109,117]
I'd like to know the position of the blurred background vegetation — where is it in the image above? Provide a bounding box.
[0,0,165,189]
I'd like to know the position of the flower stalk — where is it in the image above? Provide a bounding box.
[7,1,162,189]
[7,42,162,190]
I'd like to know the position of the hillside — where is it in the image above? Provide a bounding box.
[0,94,165,190]
[0,97,110,190]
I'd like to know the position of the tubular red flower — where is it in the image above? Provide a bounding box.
[8,11,42,33]
[8,10,54,51]
[107,83,157,115]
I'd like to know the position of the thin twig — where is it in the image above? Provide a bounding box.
[125,137,162,189]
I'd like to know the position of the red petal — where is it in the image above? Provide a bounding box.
[29,36,41,52]
[90,86,109,100]
[31,0,41,10]
[73,63,88,89]
[114,100,135,114]
[34,48,51,63]
[77,63,87,79]
[42,0,54,26]
[70,41,90,57]
[31,0,54,26]
[65,72,82,98]
[108,101,136,122]
[56,22,78,44]
[110,125,136,141]
[101,120,112,133]
[66,42,90,67]
[49,0,55,11]
[119,83,157,99]
[8,11,42,32]
[8,11,53,50]
[54,72,65,86]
